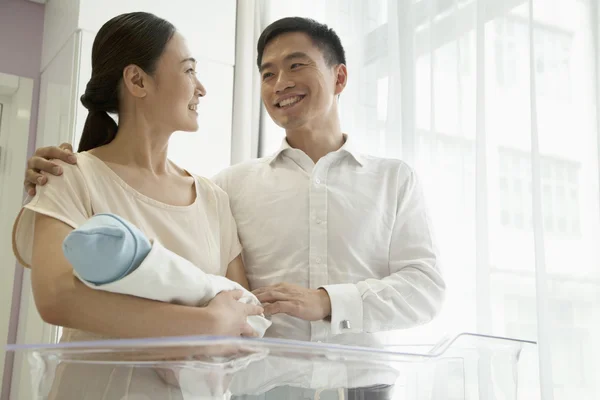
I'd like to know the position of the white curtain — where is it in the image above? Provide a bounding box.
[252,0,600,398]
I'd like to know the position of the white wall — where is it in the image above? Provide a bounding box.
[37,34,80,150]
[39,0,81,71]
[77,0,236,66]
[168,60,235,178]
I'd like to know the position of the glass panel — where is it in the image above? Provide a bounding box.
[7,333,538,399]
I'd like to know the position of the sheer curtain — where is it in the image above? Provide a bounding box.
[252,0,600,398]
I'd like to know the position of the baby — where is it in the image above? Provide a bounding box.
[62,213,271,337]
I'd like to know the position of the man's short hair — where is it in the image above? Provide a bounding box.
[257,17,347,69]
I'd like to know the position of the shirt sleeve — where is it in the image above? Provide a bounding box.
[211,168,230,192]
[321,167,446,335]
[12,160,93,268]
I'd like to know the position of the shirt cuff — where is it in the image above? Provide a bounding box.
[320,283,363,335]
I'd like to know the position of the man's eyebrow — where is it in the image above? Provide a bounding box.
[259,52,311,72]
[259,62,273,73]
[181,57,196,64]
[284,52,310,61]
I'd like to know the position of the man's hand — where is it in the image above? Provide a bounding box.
[206,290,264,337]
[252,283,332,321]
[24,143,77,196]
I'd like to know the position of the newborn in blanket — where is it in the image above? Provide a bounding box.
[62,213,271,337]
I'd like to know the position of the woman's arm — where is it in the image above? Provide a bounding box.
[225,254,250,290]
[31,214,260,338]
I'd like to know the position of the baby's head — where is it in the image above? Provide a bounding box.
[63,213,151,284]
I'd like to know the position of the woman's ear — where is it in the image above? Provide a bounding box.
[122,65,147,98]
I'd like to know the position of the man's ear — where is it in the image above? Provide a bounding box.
[334,64,348,96]
[122,65,148,98]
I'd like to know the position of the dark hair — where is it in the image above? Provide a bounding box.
[256,17,346,69]
[78,12,176,152]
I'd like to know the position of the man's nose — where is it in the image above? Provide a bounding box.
[274,72,294,93]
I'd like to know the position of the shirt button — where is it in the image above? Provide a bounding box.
[316,219,322,224]
[315,257,322,264]
[315,178,321,184]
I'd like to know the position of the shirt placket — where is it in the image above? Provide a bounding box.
[309,158,331,343]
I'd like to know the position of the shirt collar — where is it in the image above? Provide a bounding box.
[267,134,365,167]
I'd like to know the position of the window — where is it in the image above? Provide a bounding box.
[541,156,581,236]
[534,27,573,100]
[493,17,518,87]
[498,149,532,230]
[459,32,473,76]
[498,148,581,236]
[503,294,587,387]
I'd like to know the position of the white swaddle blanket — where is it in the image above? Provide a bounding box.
[75,239,271,337]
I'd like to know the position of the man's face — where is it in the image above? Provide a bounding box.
[259,32,346,130]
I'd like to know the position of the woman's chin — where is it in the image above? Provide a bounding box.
[177,122,200,133]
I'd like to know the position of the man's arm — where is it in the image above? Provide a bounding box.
[255,169,446,335]
[23,143,76,196]
[321,168,445,334]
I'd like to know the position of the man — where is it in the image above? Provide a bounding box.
[23,17,445,398]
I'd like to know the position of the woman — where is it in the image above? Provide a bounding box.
[12,11,261,398]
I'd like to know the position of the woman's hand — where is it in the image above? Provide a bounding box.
[206,290,263,337]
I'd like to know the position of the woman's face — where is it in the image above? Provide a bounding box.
[142,32,206,133]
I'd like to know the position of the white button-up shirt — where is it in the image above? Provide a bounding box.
[213,137,445,347]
